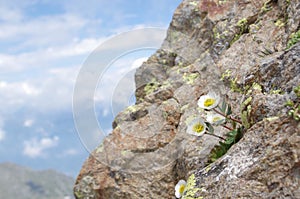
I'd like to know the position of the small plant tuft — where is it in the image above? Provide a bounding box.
[186,91,245,164]
[286,85,300,121]
[287,30,300,49]
[175,90,247,198]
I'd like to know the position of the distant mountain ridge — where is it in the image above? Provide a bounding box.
[0,162,74,199]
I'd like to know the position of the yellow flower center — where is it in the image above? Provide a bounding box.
[213,116,221,122]
[192,123,204,133]
[179,184,185,194]
[204,98,215,107]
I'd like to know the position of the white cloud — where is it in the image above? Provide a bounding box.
[23,136,59,158]
[101,108,109,117]
[0,6,104,74]
[0,14,87,45]
[21,82,40,96]
[94,56,150,112]
[0,65,81,113]
[24,119,34,127]
[0,0,174,156]
[63,148,78,155]
[0,37,104,73]
[0,117,6,141]
[51,38,105,57]
[0,5,166,116]
[0,81,40,111]
[0,128,5,141]
[58,148,79,158]
[0,6,22,22]
[131,57,148,69]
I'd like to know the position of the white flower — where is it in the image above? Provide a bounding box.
[197,91,220,110]
[175,179,187,198]
[187,117,206,136]
[206,112,226,125]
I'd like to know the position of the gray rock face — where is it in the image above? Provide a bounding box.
[193,117,300,199]
[74,0,300,198]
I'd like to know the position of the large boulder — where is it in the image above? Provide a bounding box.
[74,0,300,198]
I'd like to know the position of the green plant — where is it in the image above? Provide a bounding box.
[205,98,244,163]
[231,18,248,44]
[286,85,300,121]
[187,91,244,163]
[208,127,244,163]
[287,30,300,49]
[177,92,246,198]
[220,69,232,81]
[261,0,273,13]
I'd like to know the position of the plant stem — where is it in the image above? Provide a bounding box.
[213,108,242,124]
[205,132,226,141]
[222,125,234,131]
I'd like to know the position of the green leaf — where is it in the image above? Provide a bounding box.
[207,127,244,164]
[209,143,228,163]
[206,122,215,133]
[214,119,226,126]
[235,127,244,142]
[231,120,237,129]
[226,104,232,115]
[226,129,237,137]
[225,137,234,145]
[221,99,227,113]
[219,141,230,150]
[285,100,294,107]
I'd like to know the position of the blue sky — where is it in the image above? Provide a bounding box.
[0,0,182,177]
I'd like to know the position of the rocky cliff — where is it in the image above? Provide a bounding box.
[74,0,300,198]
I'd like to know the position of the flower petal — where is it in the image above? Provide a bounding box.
[175,180,187,198]
[206,112,225,125]
[197,92,220,110]
[187,118,206,136]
